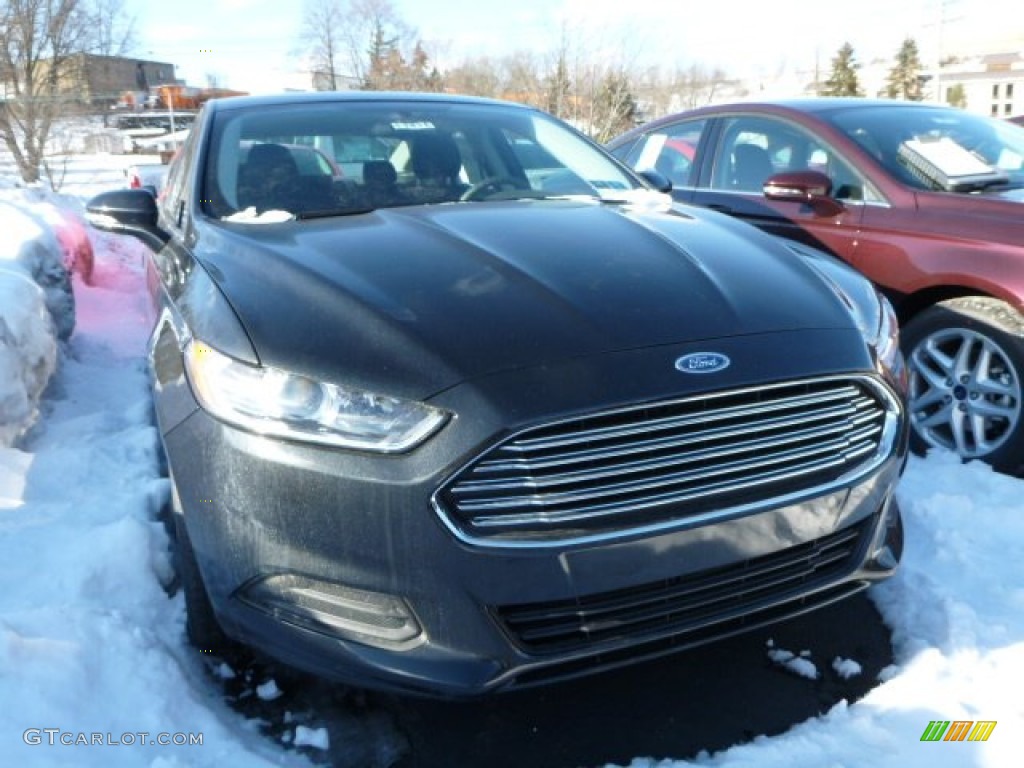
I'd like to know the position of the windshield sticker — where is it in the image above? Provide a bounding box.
[390,121,435,131]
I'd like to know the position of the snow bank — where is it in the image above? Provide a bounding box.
[0,193,80,336]
[0,270,57,446]
[0,183,101,446]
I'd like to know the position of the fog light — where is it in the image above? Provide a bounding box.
[239,574,422,649]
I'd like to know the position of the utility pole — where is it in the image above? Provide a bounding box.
[929,0,964,103]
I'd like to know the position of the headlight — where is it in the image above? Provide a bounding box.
[184,340,448,452]
[847,288,905,391]
[795,244,906,393]
[872,293,902,376]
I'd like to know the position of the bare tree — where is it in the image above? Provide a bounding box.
[300,0,346,89]
[444,56,501,98]
[590,69,637,143]
[89,0,135,57]
[299,0,412,90]
[500,52,543,107]
[0,0,95,184]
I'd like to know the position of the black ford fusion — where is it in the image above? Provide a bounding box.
[86,92,908,697]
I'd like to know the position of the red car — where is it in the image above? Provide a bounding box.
[610,99,1024,471]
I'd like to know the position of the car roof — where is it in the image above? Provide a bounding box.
[609,98,958,146]
[205,90,530,113]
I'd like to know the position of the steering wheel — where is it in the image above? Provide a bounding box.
[460,176,531,201]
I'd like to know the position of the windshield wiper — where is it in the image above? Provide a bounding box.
[294,205,377,220]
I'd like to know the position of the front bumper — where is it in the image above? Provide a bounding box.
[162,330,907,697]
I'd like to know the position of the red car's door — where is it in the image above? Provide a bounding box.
[690,114,870,261]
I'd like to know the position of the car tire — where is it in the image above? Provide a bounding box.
[902,296,1024,473]
[170,485,232,655]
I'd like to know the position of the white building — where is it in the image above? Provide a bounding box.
[937,52,1024,118]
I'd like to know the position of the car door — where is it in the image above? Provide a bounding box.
[689,114,870,262]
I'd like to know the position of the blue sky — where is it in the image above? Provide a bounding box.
[131,0,1023,94]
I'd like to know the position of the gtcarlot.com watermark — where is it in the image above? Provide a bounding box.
[23,729,203,747]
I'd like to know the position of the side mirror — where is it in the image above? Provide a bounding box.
[637,169,673,193]
[85,189,168,251]
[763,170,845,217]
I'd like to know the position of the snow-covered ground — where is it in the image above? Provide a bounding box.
[0,153,1021,767]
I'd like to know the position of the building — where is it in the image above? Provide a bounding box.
[58,54,179,108]
[937,52,1024,117]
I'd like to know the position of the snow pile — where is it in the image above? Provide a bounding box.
[0,177,99,446]
[0,269,57,447]
[0,192,80,336]
[0,189,77,447]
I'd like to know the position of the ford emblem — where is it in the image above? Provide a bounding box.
[675,352,731,374]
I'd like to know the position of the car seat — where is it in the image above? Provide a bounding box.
[730,143,774,192]
[362,160,405,207]
[408,133,465,202]
[238,143,300,211]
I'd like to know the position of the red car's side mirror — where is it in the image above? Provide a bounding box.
[763,170,845,217]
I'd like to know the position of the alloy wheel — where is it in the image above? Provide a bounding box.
[908,327,1022,458]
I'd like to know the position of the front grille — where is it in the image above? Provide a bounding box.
[496,519,869,656]
[436,376,897,545]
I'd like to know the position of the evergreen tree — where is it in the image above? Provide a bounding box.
[885,37,924,100]
[946,83,967,109]
[821,42,863,97]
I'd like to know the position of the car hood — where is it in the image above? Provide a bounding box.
[196,200,860,400]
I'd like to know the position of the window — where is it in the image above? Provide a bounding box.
[623,119,707,188]
[711,116,875,201]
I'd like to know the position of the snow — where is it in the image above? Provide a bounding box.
[293,726,330,751]
[766,645,819,681]
[832,657,863,680]
[256,680,284,702]
[0,269,56,447]
[0,152,1022,767]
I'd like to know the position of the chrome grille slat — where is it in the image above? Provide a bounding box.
[471,452,850,528]
[462,426,879,516]
[497,385,865,455]
[472,396,876,475]
[435,376,898,544]
[454,419,880,496]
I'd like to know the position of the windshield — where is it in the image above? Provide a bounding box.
[824,105,1024,193]
[201,100,644,220]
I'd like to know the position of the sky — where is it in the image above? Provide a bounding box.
[130,0,1024,95]
[0,149,1022,766]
